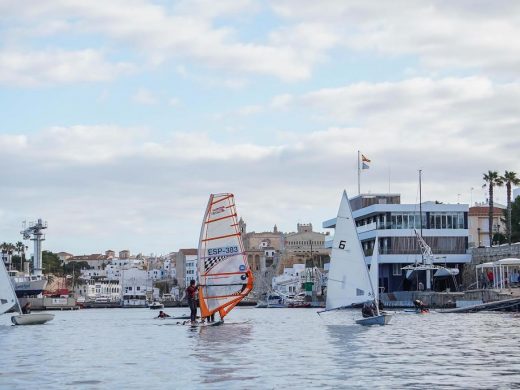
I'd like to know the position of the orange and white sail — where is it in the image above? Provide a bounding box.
[197,193,253,320]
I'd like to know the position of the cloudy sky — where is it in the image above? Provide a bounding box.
[1,0,519,255]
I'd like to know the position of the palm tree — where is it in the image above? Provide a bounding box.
[501,171,520,245]
[1,242,7,265]
[1,242,16,270]
[15,241,25,272]
[483,171,503,246]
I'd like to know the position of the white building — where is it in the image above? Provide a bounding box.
[174,249,198,288]
[121,267,154,298]
[272,264,305,295]
[323,193,471,293]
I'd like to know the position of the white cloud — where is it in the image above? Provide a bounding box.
[270,0,520,78]
[1,0,320,82]
[1,89,519,254]
[0,49,135,86]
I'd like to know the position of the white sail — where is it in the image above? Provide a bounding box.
[370,237,379,300]
[326,191,374,311]
[0,260,19,315]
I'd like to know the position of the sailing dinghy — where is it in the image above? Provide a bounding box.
[325,191,392,326]
[1,257,54,325]
[196,193,254,325]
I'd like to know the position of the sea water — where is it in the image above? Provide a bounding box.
[1,307,519,389]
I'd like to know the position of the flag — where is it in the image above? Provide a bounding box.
[361,154,370,169]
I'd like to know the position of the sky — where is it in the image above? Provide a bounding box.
[1,0,519,255]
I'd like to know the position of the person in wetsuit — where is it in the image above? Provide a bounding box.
[186,280,198,324]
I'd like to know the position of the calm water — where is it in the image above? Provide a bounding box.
[1,307,519,389]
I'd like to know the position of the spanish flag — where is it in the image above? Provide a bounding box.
[361,154,370,169]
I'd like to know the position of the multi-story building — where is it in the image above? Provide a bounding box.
[468,203,506,247]
[323,193,470,293]
[283,223,330,270]
[241,219,284,272]
[174,249,198,289]
[65,254,110,269]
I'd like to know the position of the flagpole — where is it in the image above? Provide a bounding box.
[357,150,360,195]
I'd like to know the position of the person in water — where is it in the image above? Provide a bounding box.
[157,310,170,318]
[413,299,429,312]
[186,279,198,324]
[21,301,31,314]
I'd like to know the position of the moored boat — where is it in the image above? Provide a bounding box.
[149,301,164,309]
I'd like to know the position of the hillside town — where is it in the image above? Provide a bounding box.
[3,183,520,310]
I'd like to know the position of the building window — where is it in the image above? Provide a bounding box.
[392,263,401,276]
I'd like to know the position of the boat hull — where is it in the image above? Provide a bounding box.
[149,304,164,310]
[11,313,55,325]
[12,278,47,298]
[356,314,393,326]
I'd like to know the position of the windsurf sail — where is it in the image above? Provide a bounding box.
[197,193,254,320]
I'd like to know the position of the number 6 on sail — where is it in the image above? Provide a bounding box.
[197,193,254,321]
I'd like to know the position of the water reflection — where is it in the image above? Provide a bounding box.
[192,323,256,386]
[2,309,520,389]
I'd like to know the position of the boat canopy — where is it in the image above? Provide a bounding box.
[495,258,520,266]
[475,258,520,289]
[475,262,495,270]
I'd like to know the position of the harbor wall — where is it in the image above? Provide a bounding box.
[19,297,78,310]
[381,289,518,308]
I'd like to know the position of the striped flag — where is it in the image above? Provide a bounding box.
[361,154,371,170]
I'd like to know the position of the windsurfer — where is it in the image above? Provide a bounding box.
[186,279,198,324]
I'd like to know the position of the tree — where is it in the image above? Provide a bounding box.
[500,171,520,245]
[15,241,26,271]
[511,196,520,243]
[1,242,15,269]
[42,251,62,275]
[63,261,91,288]
[483,171,503,246]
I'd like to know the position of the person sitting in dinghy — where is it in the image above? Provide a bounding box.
[21,302,31,314]
[361,302,375,318]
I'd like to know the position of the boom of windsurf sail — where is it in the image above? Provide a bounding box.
[197,193,254,320]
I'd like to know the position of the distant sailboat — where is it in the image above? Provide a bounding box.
[1,258,54,325]
[197,193,254,324]
[325,191,392,326]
